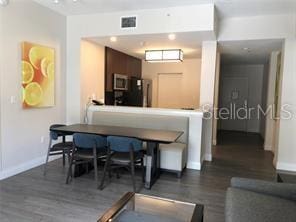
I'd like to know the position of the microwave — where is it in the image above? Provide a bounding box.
[114,74,128,91]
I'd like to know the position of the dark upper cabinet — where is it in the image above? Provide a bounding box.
[105,47,142,92]
[127,56,142,78]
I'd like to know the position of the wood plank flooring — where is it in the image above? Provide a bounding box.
[0,131,276,222]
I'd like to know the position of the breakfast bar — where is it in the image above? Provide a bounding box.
[86,105,212,171]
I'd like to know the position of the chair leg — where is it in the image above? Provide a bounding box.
[93,147,98,188]
[141,158,145,183]
[130,160,136,192]
[44,138,52,176]
[100,151,111,190]
[108,166,112,179]
[62,150,66,166]
[67,149,71,164]
[116,168,120,179]
[130,151,136,192]
[66,149,75,184]
[86,163,89,174]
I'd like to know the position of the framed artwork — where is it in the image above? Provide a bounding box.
[21,42,55,108]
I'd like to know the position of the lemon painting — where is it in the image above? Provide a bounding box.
[22,42,55,108]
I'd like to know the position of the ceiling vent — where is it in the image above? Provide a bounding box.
[120,16,137,29]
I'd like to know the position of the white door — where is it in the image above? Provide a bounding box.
[157,73,183,108]
[219,77,249,132]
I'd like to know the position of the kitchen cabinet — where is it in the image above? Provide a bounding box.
[105,47,142,92]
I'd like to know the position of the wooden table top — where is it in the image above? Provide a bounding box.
[52,124,183,143]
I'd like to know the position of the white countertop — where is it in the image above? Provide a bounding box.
[88,105,204,117]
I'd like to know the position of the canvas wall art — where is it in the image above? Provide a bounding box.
[21,42,55,108]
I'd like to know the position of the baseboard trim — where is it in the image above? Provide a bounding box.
[0,156,59,180]
[204,154,212,161]
[200,154,212,164]
[264,145,272,151]
[187,161,201,170]
[276,162,296,172]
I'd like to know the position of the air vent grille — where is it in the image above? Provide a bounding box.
[121,16,137,29]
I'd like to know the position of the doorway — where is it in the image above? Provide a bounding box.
[217,64,266,147]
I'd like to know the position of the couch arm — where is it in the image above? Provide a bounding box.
[230,177,296,201]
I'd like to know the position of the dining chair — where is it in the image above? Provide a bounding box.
[66,133,107,188]
[44,124,73,176]
[100,136,145,192]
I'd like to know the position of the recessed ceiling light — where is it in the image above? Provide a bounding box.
[110,36,117,42]
[243,47,250,51]
[168,34,176,40]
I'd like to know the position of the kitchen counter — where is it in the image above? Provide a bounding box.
[87,105,212,170]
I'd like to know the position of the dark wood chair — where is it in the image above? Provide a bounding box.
[66,133,107,188]
[100,136,145,192]
[44,124,73,176]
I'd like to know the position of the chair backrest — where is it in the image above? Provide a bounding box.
[73,133,107,149]
[49,124,67,140]
[91,112,189,143]
[107,136,143,152]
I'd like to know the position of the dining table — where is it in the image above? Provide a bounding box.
[51,124,183,189]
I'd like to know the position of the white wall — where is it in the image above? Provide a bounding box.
[199,41,217,106]
[212,52,221,145]
[0,6,4,171]
[66,4,216,123]
[219,14,296,41]
[199,41,217,161]
[276,39,296,171]
[142,59,201,109]
[259,63,269,139]
[0,1,67,179]
[219,64,265,133]
[80,40,105,122]
[264,51,280,151]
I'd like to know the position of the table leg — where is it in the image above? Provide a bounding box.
[145,141,160,189]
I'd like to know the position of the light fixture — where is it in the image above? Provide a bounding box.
[145,49,183,63]
[110,36,117,42]
[168,34,176,40]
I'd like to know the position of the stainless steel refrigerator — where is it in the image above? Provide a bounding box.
[127,77,152,107]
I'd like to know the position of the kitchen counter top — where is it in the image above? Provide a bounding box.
[88,105,204,117]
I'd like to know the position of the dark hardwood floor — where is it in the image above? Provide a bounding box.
[0,131,276,222]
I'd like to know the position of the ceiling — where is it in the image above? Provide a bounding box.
[219,39,283,64]
[34,0,296,18]
[33,0,288,63]
[88,32,206,59]
[89,34,283,64]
